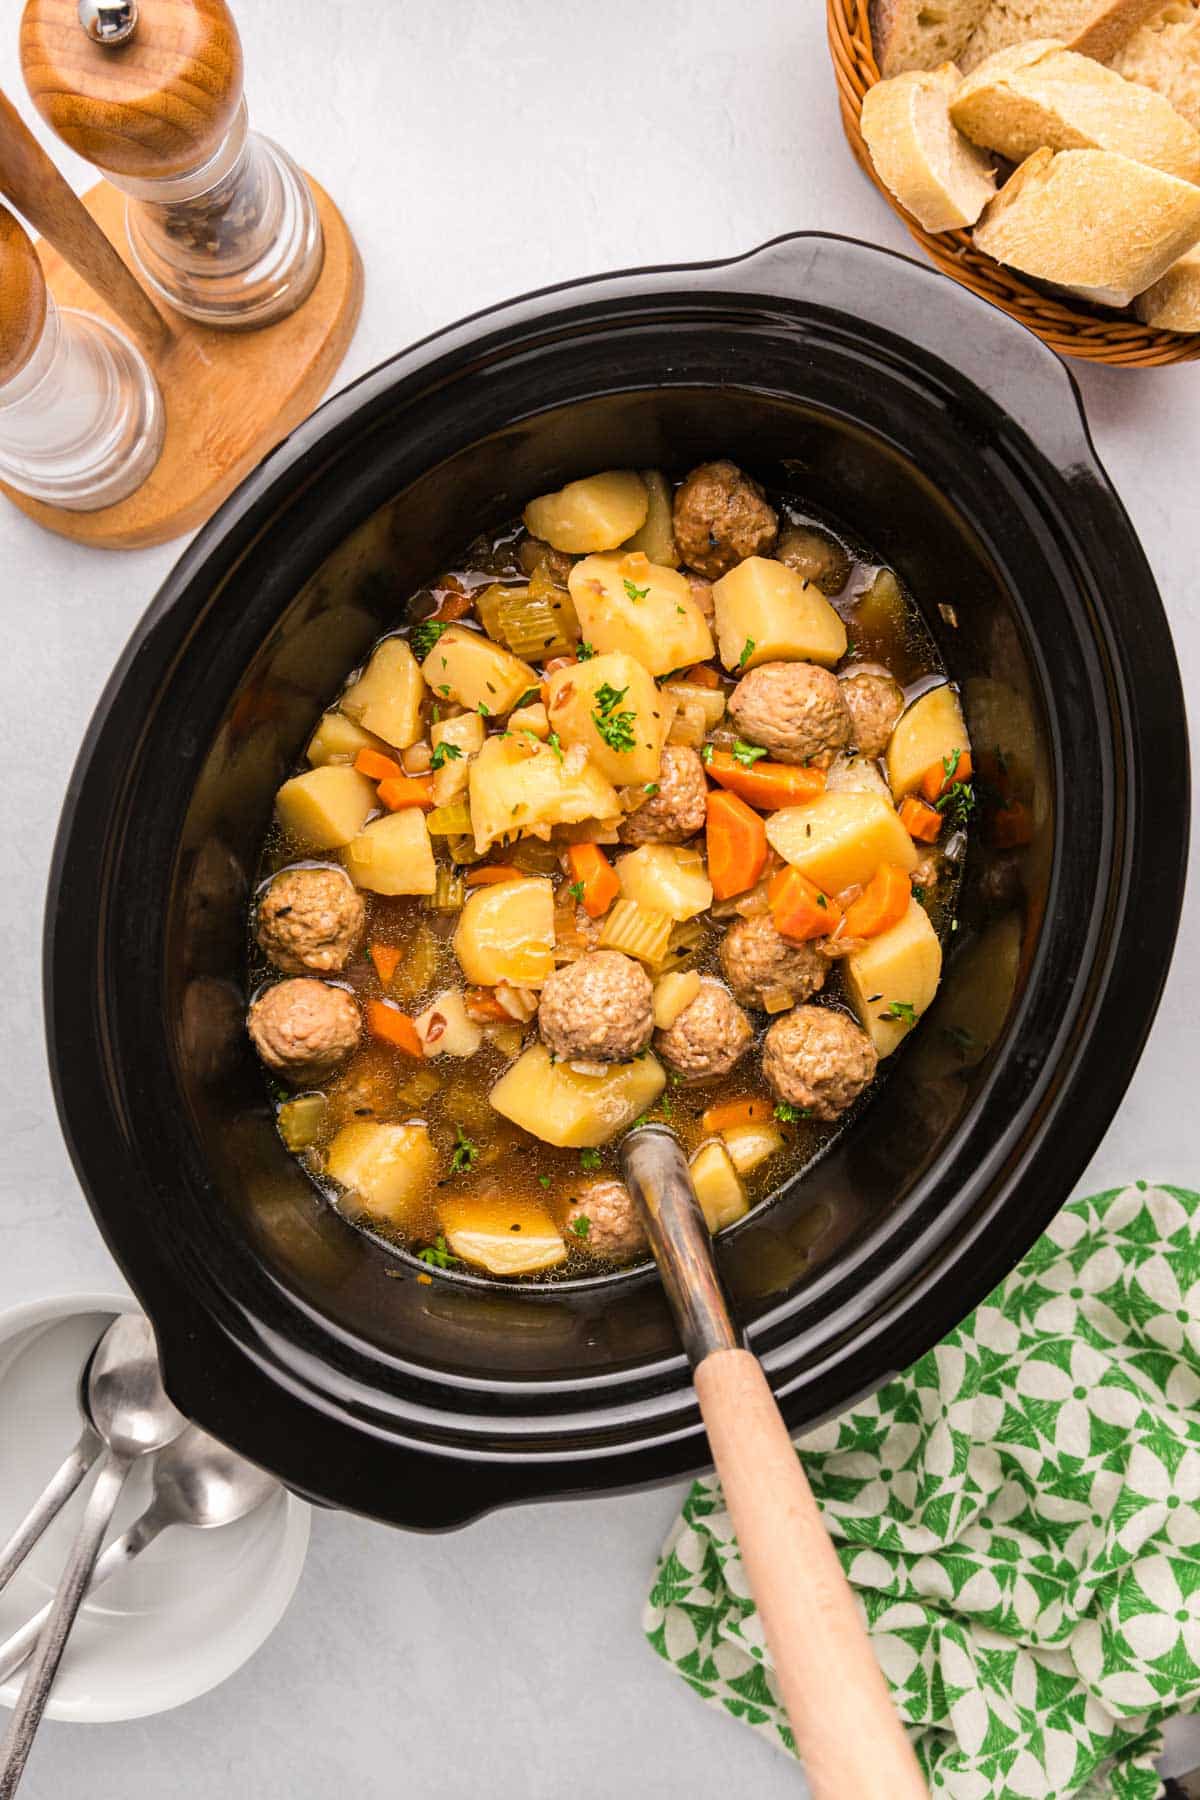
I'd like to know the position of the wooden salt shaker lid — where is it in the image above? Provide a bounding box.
[20,0,244,181]
[0,205,47,386]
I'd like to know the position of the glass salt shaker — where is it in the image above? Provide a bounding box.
[0,204,164,511]
[21,0,323,330]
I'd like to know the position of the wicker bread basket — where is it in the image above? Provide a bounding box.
[827,0,1200,365]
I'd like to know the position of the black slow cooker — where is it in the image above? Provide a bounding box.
[45,233,1189,1526]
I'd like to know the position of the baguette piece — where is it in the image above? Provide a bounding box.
[952,39,1200,181]
[1112,5,1200,134]
[862,65,997,231]
[961,0,1165,69]
[870,0,991,76]
[972,146,1200,305]
[1135,243,1200,326]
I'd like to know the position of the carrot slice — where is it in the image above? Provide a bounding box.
[354,748,405,783]
[706,751,826,812]
[376,774,435,811]
[706,789,767,901]
[464,864,524,886]
[898,796,942,843]
[684,663,721,689]
[991,801,1033,848]
[365,1000,424,1057]
[370,943,401,985]
[566,843,621,919]
[767,866,841,942]
[919,749,973,803]
[700,1096,776,1134]
[842,864,912,939]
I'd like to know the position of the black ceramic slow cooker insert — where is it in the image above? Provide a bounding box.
[45,234,1189,1527]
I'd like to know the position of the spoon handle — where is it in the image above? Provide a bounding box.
[0,1449,131,1797]
[0,1511,163,1687]
[0,1426,102,1600]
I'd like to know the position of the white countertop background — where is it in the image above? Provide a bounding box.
[1,3,1197,1794]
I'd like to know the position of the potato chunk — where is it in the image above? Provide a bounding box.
[617,845,713,921]
[489,1043,665,1147]
[468,733,620,854]
[766,792,917,892]
[453,877,555,987]
[524,471,648,554]
[722,1122,785,1175]
[440,1195,566,1276]
[326,1121,437,1226]
[887,684,971,801]
[621,470,680,566]
[690,1140,749,1232]
[843,899,942,1057]
[341,638,427,750]
[568,551,715,676]
[712,557,847,671]
[652,969,701,1029]
[306,711,387,767]
[421,625,536,717]
[546,650,666,786]
[276,766,378,849]
[344,808,437,895]
[415,989,484,1059]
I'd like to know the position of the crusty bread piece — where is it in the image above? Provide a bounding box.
[870,0,990,75]
[862,65,997,230]
[952,39,1200,180]
[972,146,1200,305]
[960,0,1164,69]
[1135,242,1200,326]
[1112,5,1200,133]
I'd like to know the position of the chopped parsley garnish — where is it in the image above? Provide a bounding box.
[545,731,564,763]
[438,684,451,698]
[934,753,976,830]
[735,637,755,672]
[643,782,659,797]
[576,641,597,661]
[450,1126,478,1173]
[569,1214,591,1239]
[912,885,927,904]
[880,1000,918,1026]
[477,700,491,717]
[592,682,637,754]
[514,687,540,710]
[700,743,714,766]
[568,880,585,904]
[538,1174,551,1188]
[623,578,649,603]
[409,620,452,660]
[579,1148,602,1170]
[675,605,686,616]
[416,1236,459,1269]
[816,892,827,909]
[774,1102,812,1123]
[732,739,768,767]
[430,740,463,772]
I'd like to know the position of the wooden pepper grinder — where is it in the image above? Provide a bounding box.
[20,0,323,328]
[0,201,163,508]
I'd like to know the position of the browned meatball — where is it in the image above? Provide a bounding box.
[775,526,851,595]
[538,951,654,1063]
[248,979,361,1084]
[654,977,752,1082]
[620,746,708,844]
[565,1179,648,1262]
[728,662,852,767]
[719,915,827,1011]
[762,1006,877,1121]
[256,865,366,975]
[840,667,904,758]
[673,461,778,578]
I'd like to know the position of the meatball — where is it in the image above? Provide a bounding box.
[256,865,366,975]
[720,915,828,1012]
[565,1179,648,1262]
[620,746,708,844]
[762,1006,877,1121]
[840,667,904,759]
[775,526,851,596]
[248,979,361,1083]
[673,460,778,578]
[654,977,753,1082]
[728,662,852,767]
[538,951,654,1063]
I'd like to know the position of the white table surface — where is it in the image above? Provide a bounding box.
[0,3,1197,1794]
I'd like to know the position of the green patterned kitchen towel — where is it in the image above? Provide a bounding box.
[645,1183,1200,1799]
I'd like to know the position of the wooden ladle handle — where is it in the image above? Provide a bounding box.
[695,1348,927,1799]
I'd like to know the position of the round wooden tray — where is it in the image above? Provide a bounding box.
[826,0,1200,366]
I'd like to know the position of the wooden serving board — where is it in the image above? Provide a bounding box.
[1,172,362,549]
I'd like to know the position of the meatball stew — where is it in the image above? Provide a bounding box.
[248,463,973,1281]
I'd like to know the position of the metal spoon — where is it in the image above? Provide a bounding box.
[0,1338,104,1601]
[0,1424,280,1685]
[0,1315,185,1797]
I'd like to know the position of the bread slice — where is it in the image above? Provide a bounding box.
[1135,243,1200,326]
[862,65,997,230]
[869,0,991,75]
[952,39,1200,180]
[960,0,1164,69]
[972,146,1200,305]
[1111,5,1200,133]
